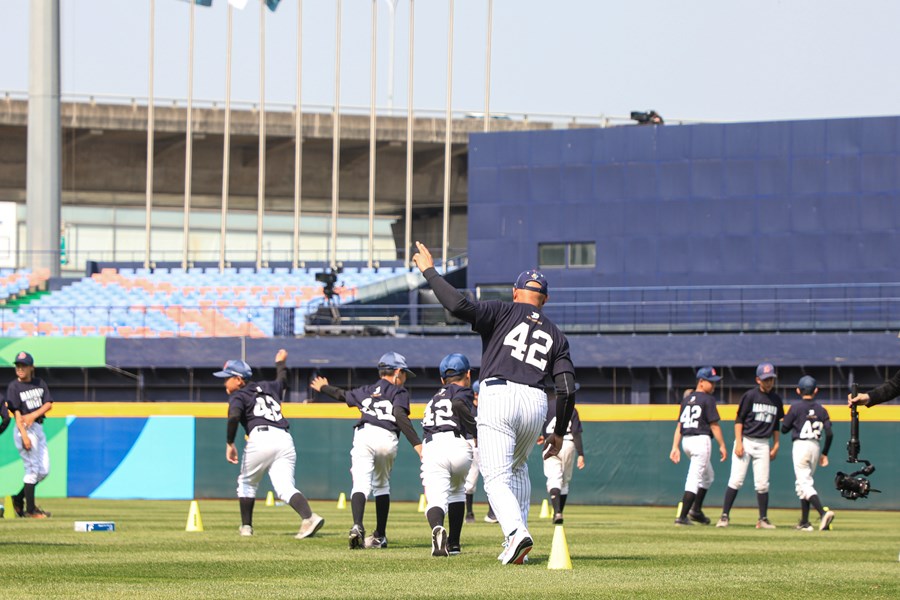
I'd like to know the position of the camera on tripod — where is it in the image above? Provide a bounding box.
[315,268,342,302]
[834,383,879,500]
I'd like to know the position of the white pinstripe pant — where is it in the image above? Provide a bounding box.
[477,379,547,537]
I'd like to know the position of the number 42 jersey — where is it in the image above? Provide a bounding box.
[475,301,574,387]
[345,381,411,435]
[678,391,721,437]
[229,378,289,436]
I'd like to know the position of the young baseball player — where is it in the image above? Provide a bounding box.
[782,376,835,532]
[219,349,325,539]
[421,353,477,557]
[537,384,586,524]
[6,351,54,518]
[463,379,480,524]
[311,351,423,550]
[716,362,785,529]
[414,241,577,565]
[669,367,728,526]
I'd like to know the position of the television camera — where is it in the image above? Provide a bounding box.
[834,384,880,500]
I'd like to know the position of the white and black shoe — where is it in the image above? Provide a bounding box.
[819,510,835,531]
[348,524,365,549]
[296,513,325,539]
[431,526,449,557]
[498,529,533,565]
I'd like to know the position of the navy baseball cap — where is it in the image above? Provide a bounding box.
[439,353,470,378]
[514,269,549,295]
[378,351,416,378]
[756,362,777,380]
[472,379,480,394]
[798,376,817,394]
[14,351,34,366]
[696,366,721,382]
[213,359,252,379]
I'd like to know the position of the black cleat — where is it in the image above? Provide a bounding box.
[348,524,365,550]
[688,510,711,525]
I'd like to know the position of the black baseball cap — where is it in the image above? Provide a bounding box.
[14,351,34,366]
[514,269,549,295]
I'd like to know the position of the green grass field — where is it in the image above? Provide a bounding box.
[0,498,897,599]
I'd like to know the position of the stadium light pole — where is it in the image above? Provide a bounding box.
[384,0,398,114]
[403,0,414,268]
[145,0,155,270]
[331,0,343,268]
[441,0,454,272]
[368,0,378,268]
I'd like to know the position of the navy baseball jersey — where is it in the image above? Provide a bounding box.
[229,379,289,436]
[6,378,53,423]
[677,391,720,437]
[782,401,832,442]
[736,388,785,438]
[346,380,411,434]
[0,393,9,435]
[422,383,476,439]
[475,301,574,387]
[542,397,583,440]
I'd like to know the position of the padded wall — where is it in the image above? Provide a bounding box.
[468,117,900,288]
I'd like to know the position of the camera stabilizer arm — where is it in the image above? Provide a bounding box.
[834,383,879,500]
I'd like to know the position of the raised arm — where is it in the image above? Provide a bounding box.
[412,241,476,324]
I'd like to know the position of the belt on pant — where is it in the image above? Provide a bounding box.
[423,430,462,444]
[483,377,545,391]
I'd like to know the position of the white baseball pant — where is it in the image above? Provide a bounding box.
[792,440,821,500]
[13,423,50,485]
[421,432,473,513]
[681,434,714,494]
[477,379,547,537]
[727,436,771,493]
[543,439,576,494]
[464,440,480,495]
[350,424,399,497]
[237,427,301,502]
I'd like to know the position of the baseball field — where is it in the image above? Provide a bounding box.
[1,498,896,599]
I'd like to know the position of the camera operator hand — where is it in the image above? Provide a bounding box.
[847,392,869,407]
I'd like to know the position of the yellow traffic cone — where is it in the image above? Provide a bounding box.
[547,524,572,570]
[539,499,550,519]
[417,493,426,512]
[2,495,14,519]
[675,501,683,518]
[336,492,347,509]
[185,500,204,532]
[265,491,275,507]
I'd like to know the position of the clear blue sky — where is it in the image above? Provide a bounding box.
[1,0,898,123]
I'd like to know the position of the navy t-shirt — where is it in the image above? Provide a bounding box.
[677,391,720,437]
[6,378,54,423]
[782,401,832,442]
[474,300,574,387]
[422,383,475,438]
[736,388,785,438]
[228,379,289,436]
[542,397,583,441]
[346,380,411,434]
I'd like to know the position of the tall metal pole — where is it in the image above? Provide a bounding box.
[367,0,377,267]
[403,0,414,267]
[256,0,267,270]
[483,0,493,133]
[182,0,195,269]
[220,4,234,271]
[292,0,304,269]
[144,0,155,269]
[331,0,342,268]
[441,0,454,271]
[27,0,61,276]
[385,0,398,114]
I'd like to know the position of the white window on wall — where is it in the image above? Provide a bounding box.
[539,242,595,269]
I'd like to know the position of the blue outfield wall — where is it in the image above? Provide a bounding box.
[1,407,897,511]
[467,117,900,289]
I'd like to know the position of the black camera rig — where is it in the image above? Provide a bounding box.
[834,384,880,500]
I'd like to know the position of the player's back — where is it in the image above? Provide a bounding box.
[346,380,410,434]
[476,300,572,388]
[422,383,474,439]
[230,379,290,434]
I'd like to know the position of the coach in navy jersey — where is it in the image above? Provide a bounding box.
[716,363,785,529]
[6,351,54,518]
[413,241,576,565]
[311,352,422,550]
[221,350,325,539]
[670,367,727,526]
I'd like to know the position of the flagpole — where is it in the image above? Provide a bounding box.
[183,0,195,269]
[403,0,414,268]
[292,0,303,269]
[367,0,377,268]
[145,0,155,269]
[330,0,342,269]
[256,0,266,270]
[441,0,454,272]
[220,3,234,271]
